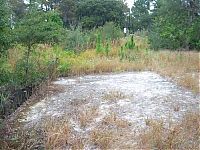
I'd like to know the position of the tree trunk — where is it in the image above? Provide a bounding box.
[25,43,31,84]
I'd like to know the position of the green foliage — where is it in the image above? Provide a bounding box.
[119,36,137,61]
[99,22,123,41]
[77,0,127,29]
[149,0,200,50]
[96,33,103,53]
[0,57,12,86]
[119,46,125,61]
[125,36,135,50]
[13,10,63,84]
[14,10,63,46]
[63,26,90,52]
[105,40,111,57]
[95,22,123,55]
[0,0,11,54]
[95,33,112,56]
[131,0,152,31]
[62,22,120,55]
[9,0,26,22]
[59,0,77,27]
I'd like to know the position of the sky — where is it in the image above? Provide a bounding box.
[126,0,135,8]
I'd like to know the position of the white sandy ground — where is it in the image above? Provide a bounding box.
[16,71,199,148]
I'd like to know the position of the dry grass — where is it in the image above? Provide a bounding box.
[151,51,199,93]
[102,90,127,102]
[88,112,134,149]
[102,112,131,128]
[140,112,200,150]
[90,129,115,149]
[78,106,99,128]
[43,119,85,150]
[43,119,71,149]
[67,43,199,93]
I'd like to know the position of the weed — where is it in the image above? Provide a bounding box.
[103,90,127,102]
[44,120,71,149]
[140,112,200,149]
[78,106,99,128]
[102,112,130,128]
[90,129,114,149]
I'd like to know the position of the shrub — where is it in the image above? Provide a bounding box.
[63,27,90,52]
[100,22,123,41]
[96,33,104,54]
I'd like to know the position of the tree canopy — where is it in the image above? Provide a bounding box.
[0,0,11,54]
[148,0,200,49]
[77,0,127,29]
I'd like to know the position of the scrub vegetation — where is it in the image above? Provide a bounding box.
[0,0,199,149]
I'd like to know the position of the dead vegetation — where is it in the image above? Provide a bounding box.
[78,106,99,128]
[90,129,115,149]
[102,90,127,102]
[140,112,200,150]
[44,119,71,149]
[102,112,131,128]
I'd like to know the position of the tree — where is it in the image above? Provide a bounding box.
[149,0,200,50]
[131,0,153,31]
[8,0,26,22]
[77,0,127,29]
[0,0,11,55]
[14,9,63,83]
[59,0,77,27]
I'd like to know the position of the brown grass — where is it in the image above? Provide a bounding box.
[78,106,99,128]
[67,43,199,93]
[43,119,71,149]
[151,51,199,93]
[102,112,131,128]
[140,112,200,150]
[102,90,127,102]
[90,129,115,149]
[43,119,85,150]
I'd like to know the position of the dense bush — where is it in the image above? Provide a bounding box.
[98,22,123,41]
[0,0,11,55]
[63,22,123,53]
[63,27,92,52]
[119,36,136,61]
[148,0,200,50]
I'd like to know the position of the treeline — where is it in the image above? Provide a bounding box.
[8,0,127,28]
[0,0,127,54]
[1,0,199,55]
[129,0,200,50]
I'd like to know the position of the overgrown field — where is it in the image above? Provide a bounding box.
[0,35,199,149]
[1,35,199,92]
[1,0,199,148]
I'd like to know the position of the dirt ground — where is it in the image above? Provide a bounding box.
[3,71,198,149]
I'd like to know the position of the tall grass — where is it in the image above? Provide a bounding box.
[139,112,200,149]
[2,36,198,92]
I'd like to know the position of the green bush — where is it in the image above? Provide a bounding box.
[0,57,12,86]
[119,36,137,61]
[96,33,104,53]
[63,27,90,52]
[97,22,123,42]
[125,36,135,50]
